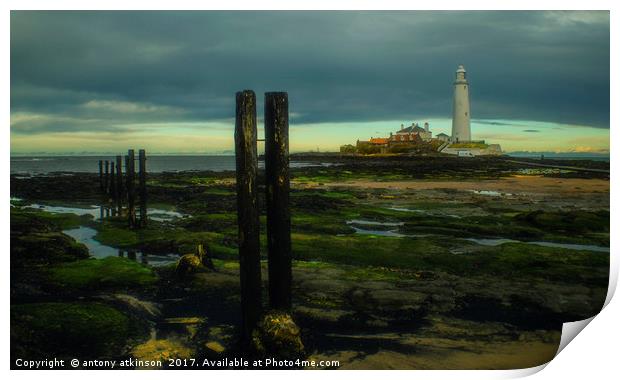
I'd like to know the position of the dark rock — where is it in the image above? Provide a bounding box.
[11,232,89,267]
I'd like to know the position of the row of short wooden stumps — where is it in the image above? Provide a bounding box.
[97,148,147,229]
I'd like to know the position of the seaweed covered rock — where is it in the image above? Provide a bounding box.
[11,207,88,233]
[11,232,89,267]
[515,209,609,235]
[176,254,201,277]
[11,208,55,234]
[47,257,158,291]
[252,312,304,359]
[11,302,149,363]
[11,208,90,267]
[176,244,215,278]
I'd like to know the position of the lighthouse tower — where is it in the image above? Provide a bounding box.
[451,64,471,142]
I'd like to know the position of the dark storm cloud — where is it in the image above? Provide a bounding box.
[10,10,610,135]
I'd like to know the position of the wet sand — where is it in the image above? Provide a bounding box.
[311,338,558,370]
[297,175,609,195]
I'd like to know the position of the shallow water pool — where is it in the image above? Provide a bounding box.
[63,226,179,267]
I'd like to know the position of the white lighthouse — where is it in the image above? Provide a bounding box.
[451,64,471,142]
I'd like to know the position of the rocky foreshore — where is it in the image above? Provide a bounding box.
[10,156,609,369]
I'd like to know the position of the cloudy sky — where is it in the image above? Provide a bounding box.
[10,11,610,154]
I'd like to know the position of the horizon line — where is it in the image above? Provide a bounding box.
[9,151,611,157]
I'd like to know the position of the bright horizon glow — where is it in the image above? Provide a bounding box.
[10,117,609,155]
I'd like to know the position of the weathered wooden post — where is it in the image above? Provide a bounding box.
[124,155,129,186]
[138,149,147,227]
[124,154,130,215]
[126,149,136,228]
[110,162,117,202]
[98,160,104,191]
[116,155,123,212]
[264,92,292,310]
[235,90,262,340]
[104,160,110,195]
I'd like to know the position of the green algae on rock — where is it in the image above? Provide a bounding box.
[11,208,90,267]
[9,155,610,370]
[12,232,89,266]
[11,302,149,361]
[47,257,157,291]
[11,207,91,232]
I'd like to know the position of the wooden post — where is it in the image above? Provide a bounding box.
[235,90,262,340]
[264,92,292,310]
[98,160,104,191]
[116,155,123,212]
[138,149,147,227]
[126,150,136,228]
[104,160,110,195]
[110,162,116,201]
[124,154,129,216]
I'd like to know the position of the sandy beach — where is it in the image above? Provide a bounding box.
[296,175,610,195]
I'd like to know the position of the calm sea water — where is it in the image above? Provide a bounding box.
[10,155,329,175]
[11,153,608,175]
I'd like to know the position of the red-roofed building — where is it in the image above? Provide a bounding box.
[353,122,434,154]
[356,136,389,153]
[369,137,389,145]
[389,132,422,144]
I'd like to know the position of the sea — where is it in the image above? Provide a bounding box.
[10,153,608,175]
[10,155,332,175]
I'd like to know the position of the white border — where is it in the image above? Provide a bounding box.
[3,2,617,379]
